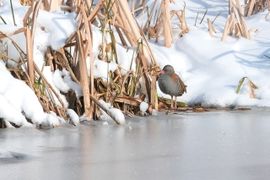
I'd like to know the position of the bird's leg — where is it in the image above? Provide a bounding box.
[174,96,177,109]
[170,96,174,109]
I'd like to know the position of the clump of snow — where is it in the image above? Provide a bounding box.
[102,121,109,126]
[90,59,119,79]
[53,69,70,93]
[115,44,136,74]
[99,100,125,125]
[67,109,80,126]
[52,68,82,98]
[43,66,68,108]
[139,102,149,113]
[90,27,135,76]
[38,112,65,129]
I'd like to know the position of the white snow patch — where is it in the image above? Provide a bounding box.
[43,66,69,108]
[67,109,80,126]
[99,100,126,125]
[139,102,149,113]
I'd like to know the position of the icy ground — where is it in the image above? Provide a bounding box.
[1,109,270,180]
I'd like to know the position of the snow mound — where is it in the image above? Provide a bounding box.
[99,100,126,125]
[67,109,80,126]
[0,62,64,128]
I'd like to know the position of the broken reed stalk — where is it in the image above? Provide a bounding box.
[244,0,268,16]
[78,3,95,120]
[30,0,42,40]
[25,27,34,85]
[48,0,61,11]
[77,31,92,120]
[247,0,256,16]
[173,9,189,36]
[22,1,40,85]
[207,18,216,37]
[0,28,25,39]
[236,77,258,98]
[222,1,250,41]
[162,0,172,47]
[143,0,158,35]
[88,0,103,22]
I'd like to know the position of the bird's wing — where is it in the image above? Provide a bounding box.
[171,74,187,94]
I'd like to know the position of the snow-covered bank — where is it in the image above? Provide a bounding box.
[0,1,78,127]
[150,0,270,107]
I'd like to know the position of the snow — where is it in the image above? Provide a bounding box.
[91,58,119,79]
[67,109,80,126]
[99,100,126,125]
[52,68,82,97]
[0,1,76,127]
[1,0,270,127]
[53,69,71,93]
[43,66,69,108]
[139,102,149,113]
[1,0,76,69]
[0,62,63,127]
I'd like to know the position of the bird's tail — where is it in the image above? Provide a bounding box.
[179,78,187,94]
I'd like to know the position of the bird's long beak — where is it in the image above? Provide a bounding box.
[159,70,165,75]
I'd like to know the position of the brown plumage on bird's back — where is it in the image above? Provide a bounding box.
[171,73,187,95]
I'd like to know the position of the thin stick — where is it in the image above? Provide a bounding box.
[199,9,208,24]
[31,0,42,41]
[0,16,7,24]
[9,0,16,26]
[212,12,221,24]
[0,28,25,39]
[25,28,34,85]
[194,11,199,26]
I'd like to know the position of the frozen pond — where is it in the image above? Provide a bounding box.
[1,109,270,180]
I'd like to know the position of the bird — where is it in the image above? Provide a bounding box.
[158,65,187,109]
